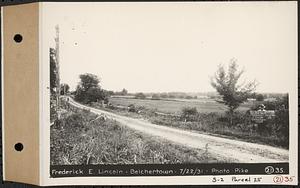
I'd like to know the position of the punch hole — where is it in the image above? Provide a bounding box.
[14,143,24,152]
[13,34,23,43]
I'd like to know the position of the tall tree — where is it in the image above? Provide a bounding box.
[121,88,128,95]
[75,73,106,104]
[211,59,257,125]
[79,73,100,91]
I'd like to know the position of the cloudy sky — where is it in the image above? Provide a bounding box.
[43,2,297,93]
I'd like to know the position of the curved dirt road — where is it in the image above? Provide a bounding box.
[68,98,288,163]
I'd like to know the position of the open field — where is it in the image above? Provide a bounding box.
[51,103,224,165]
[109,97,252,114]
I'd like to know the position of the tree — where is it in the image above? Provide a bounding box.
[121,88,128,95]
[60,83,70,95]
[75,73,106,104]
[160,93,169,98]
[151,94,160,100]
[255,93,264,101]
[185,95,193,99]
[168,94,175,98]
[50,48,59,122]
[211,59,257,125]
[50,48,58,94]
[105,90,115,96]
[79,73,100,91]
[135,92,146,99]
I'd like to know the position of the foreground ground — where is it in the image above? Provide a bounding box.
[67,98,289,163]
[51,104,223,165]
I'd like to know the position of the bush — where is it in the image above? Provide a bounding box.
[273,108,289,147]
[185,96,193,99]
[75,86,107,104]
[128,104,136,112]
[255,94,264,101]
[151,94,160,100]
[251,94,288,111]
[135,92,146,99]
[181,107,198,121]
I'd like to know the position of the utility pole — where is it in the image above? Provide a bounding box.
[55,25,60,118]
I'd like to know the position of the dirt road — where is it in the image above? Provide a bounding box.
[68,98,289,163]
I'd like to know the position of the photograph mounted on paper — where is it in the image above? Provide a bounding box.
[41,2,297,182]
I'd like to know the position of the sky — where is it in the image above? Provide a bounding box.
[43,2,297,93]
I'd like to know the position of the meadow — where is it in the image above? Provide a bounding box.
[109,97,252,114]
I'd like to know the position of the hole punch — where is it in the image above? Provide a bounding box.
[14,143,24,151]
[13,34,23,43]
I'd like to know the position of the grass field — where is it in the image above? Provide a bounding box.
[109,97,252,114]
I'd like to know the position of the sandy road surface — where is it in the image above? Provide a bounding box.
[67,98,289,163]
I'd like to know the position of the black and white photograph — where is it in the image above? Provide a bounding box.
[47,2,294,170]
[0,1,297,186]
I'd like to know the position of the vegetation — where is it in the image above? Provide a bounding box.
[151,94,160,100]
[51,105,221,165]
[135,92,146,99]
[74,73,107,104]
[211,59,257,125]
[251,94,288,111]
[60,83,70,95]
[50,48,58,95]
[255,93,264,101]
[121,88,128,95]
[181,107,198,121]
[250,94,289,147]
[50,48,59,122]
[94,94,289,149]
[113,88,128,96]
[109,97,251,114]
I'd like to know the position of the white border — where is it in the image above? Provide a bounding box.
[1,6,6,181]
[39,2,298,186]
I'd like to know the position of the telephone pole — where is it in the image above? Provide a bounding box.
[55,25,60,117]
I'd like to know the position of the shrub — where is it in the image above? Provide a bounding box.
[128,104,136,112]
[181,107,198,121]
[255,94,264,101]
[273,108,289,147]
[135,92,146,99]
[185,96,193,99]
[151,94,160,100]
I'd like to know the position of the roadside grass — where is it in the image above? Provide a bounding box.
[50,107,225,165]
[150,113,288,149]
